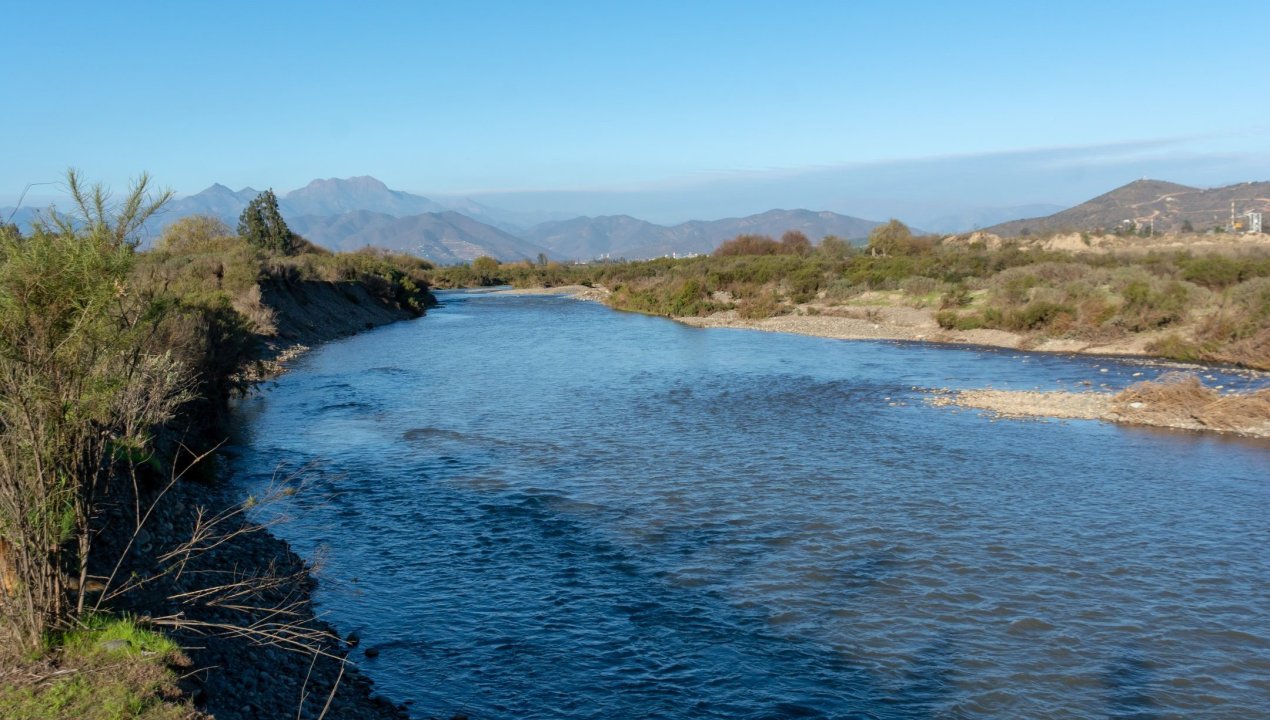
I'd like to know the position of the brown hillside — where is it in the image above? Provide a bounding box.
[987,179,1270,236]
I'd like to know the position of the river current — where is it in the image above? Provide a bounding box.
[228,291,1269,719]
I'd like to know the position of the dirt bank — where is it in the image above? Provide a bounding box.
[169,279,428,719]
[674,301,1160,358]
[927,380,1270,439]
[255,277,426,368]
[492,284,610,302]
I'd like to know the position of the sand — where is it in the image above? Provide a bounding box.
[491,284,610,302]
[675,303,1160,358]
[927,387,1270,439]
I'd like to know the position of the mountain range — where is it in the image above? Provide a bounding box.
[523,210,883,260]
[136,176,891,263]
[986,179,1270,235]
[287,210,551,265]
[10,176,1265,263]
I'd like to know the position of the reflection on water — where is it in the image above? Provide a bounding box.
[230,291,1270,719]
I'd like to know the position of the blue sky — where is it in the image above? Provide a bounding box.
[4,1,1268,222]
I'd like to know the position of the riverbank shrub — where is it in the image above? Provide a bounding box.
[269,247,434,311]
[432,229,1270,368]
[0,176,192,651]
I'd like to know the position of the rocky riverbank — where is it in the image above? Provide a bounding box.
[119,480,411,720]
[155,278,432,719]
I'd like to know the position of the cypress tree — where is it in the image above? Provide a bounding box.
[237,189,295,255]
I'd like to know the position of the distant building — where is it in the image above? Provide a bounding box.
[1227,203,1264,234]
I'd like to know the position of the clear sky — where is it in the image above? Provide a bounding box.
[4,0,1268,221]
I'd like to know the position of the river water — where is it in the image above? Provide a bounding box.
[228,291,1269,719]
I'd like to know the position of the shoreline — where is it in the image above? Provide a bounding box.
[670,306,1269,439]
[674,303,1170,361]
[492,283,1247,369]
[677,308,1269,439]
[927,387,1270,439]
[489,283,611,302]
[499,286,1268,438]
[176,281,426,719]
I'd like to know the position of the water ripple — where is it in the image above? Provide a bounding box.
[230,291,1270,719]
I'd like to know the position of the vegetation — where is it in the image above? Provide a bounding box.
[428,221,1270,369]
[1,171,435,714]
[237,189,296,255]
[1111,374,1270,433]
[0,616,195,720]
[0,174,190,650]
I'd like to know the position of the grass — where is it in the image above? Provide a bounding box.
[0,616,197,720]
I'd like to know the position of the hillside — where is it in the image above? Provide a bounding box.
[987,179,1270,236]
[525,208,883,260]
[289,209,551,263]
[282,175,447,217]
[157,176,444,228]
[159,183,260,227]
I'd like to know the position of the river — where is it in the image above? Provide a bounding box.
[228,290,1269,719]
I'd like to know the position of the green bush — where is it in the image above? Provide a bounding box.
[1007,301,1075,331]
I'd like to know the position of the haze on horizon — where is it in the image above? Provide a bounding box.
[4,0,1268,227]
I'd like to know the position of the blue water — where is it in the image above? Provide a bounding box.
[229,291,1270,719]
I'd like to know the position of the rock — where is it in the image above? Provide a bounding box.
[346,631,360,647]
[364,646,380,658]
[371,694,394,708]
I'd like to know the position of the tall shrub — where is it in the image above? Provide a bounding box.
[0,173,189,650]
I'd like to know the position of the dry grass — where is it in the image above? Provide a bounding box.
[1111,373,1270,434]
[230,284,277,335]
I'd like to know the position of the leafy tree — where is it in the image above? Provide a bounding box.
[1181,219,1195,233]
[817,235,853,260]
[237,189,295,255]
[471,255,501,285]
[780,230,812,256]
[715,234,779,256]
[867,219,914,256]
[157,215,234,253]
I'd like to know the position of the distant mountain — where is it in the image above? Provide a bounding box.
[156,183,260,228]
[153,176,444,231]
[288,210,551,264]
[429,197,575,234]
[523,215,669,259]
[919,204,1066,234]
[281,176,446,218]
[525,209,883,260]
[0,206,46,232]
[985,179,1270,236]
